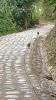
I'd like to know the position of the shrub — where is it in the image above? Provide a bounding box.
[0,17,16,36]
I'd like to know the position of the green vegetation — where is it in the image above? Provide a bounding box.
[42,0,56,20]
[0,0,56,35]
[0,0,40,35]
[0,17,16,36]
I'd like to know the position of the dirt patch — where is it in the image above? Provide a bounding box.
[45,27,56,81]
[25,36,56,100]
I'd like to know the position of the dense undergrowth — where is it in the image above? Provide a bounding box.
[0,0,56,36]
[0,0,39,36]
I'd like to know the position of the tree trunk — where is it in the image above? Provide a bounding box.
[25,18,28,30]
[30,11,33,25]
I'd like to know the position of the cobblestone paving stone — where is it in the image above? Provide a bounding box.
[0,24,54,100]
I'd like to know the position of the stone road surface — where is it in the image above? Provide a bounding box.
[0,24,54,100]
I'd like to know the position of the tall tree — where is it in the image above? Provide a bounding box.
[14,0,38,29]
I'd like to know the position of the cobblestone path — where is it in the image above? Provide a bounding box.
[0,24,54,100]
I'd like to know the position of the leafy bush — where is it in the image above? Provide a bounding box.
[16,25,24,32]
[31,18,39,26]
[0,17,16,36]
[0,0,39,36]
